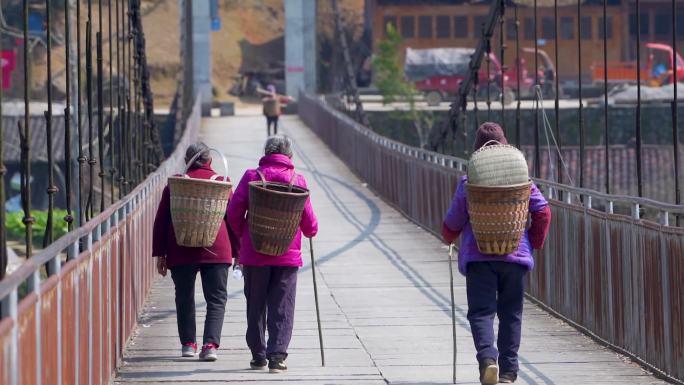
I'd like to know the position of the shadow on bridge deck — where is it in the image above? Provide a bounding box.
[113,113,665,385]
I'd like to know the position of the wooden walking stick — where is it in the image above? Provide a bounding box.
[448,243,458,384]
[309,237,325,366]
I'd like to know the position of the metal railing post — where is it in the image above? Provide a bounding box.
[1,289,19,385]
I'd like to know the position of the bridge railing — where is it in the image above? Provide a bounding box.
[0,95,201,385]
[299,92,684,383]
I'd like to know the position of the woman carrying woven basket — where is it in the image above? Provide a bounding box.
[442,123,551,385]
[261,84,294,136]
[152,143,240,362]
[227,135,318,373]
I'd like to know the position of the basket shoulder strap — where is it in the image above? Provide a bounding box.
[475,140,504,153]
[287,172,298,192]
[209,174,219,181]
[255,169,267,187]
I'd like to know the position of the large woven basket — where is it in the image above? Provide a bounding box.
[169,177,232,247]
[248,171,310,256]
[169,148,232,247]
[466,182,532,255]
[467,141,529,186]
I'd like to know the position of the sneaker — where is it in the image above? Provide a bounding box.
[268,355,287,373]
[479,358,499,385]
[250,358,268,370]
[198,343,218,362]
[181,342,197,357]
[499,371,518,383]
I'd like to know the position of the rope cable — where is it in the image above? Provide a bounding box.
[535,85,575,187]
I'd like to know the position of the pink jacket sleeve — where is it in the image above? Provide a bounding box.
[227,172,251,238]
[298,175,318,238]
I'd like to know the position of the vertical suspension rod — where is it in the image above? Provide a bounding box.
[109,0,115,203]
[0,15,5,277]
[515,4,521,148]
[499,0,505,125]
[117,0,124,198]
[635,0,643,196]
[21,0,34,257]
[555,0,562,184]
[97,0,105,212]
[64,0,74,233]
[603,0,610,194]
[76,0,85,227]
[673,0,680,223]
[485,23,492,120]
[45,0,56,247]
[534,0,540,178]
[578,0,585,188]
[86,0,95,219]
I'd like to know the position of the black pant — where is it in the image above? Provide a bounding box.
[266,115,279,136]
[170,263,229,347]
[243,265,298,360]
[466,261,526,373]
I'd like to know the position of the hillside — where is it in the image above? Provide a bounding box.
[10,0,365,108]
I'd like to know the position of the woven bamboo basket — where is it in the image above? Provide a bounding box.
[466,141,532,255]
[467,142,529,186]
[169,149,232,247]
[466,182,532,255]
[248,171,310,256]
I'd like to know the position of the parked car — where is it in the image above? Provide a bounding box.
[404,47,558,106]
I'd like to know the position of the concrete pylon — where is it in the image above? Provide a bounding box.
[193,0,212,113]
[285,0,317,101]
[180,0,212,114]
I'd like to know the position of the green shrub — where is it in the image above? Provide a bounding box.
[5,209,70,248]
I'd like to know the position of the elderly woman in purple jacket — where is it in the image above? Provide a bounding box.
[227,135,318,373]
[442,123,551,385]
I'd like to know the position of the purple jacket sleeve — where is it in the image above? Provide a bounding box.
[298,176,319,238]
[443,178,469,233]
[528,183,549,212]
[152,186,171,257]
[227,172,251,238]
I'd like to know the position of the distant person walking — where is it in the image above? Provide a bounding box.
[227,135,318,373]
[261,84,292,136]
[442,123,551,385]
[152,143,240,362]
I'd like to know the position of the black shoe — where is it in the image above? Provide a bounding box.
[479,358,499,385]
[499,371,518,383]
[268,355,288,373]
[250,358,268,370]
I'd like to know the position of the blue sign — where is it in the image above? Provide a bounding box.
[211,17,221,31]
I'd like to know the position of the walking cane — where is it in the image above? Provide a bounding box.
[448,243,458,384]
[309,237,325,366]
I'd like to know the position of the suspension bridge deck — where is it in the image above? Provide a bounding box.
[113,113,665,385]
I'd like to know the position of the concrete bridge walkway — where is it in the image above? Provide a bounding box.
[113,112,665,385]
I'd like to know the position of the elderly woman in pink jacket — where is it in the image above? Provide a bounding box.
[227,135,318,373]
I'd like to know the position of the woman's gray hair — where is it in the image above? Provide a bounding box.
[185,142,211,168]
[264,135,293,158]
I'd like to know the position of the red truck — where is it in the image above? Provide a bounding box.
[591,43,684,88]
[405,47,556,105]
